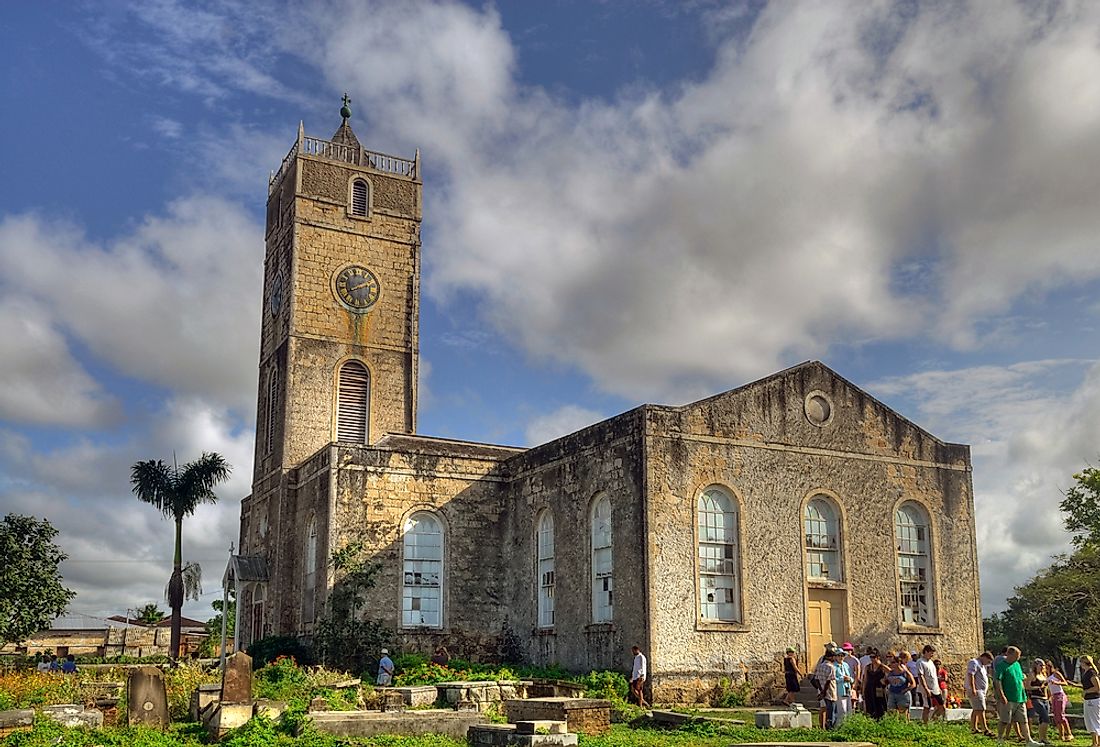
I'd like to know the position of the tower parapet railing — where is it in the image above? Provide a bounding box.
[269,131,419,192]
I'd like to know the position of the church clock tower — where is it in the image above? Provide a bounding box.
[253,97,421,482]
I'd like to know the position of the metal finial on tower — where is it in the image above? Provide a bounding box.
[340,93,352,122]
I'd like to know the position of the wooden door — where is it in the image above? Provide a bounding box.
[807,588,847,662]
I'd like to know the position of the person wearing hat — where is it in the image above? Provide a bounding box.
[782,647,803,706]
[376,648,395,686]
[841,643,861,715]
[813,648,840,728]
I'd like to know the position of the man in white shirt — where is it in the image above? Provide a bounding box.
[966,651,994,736]
[842,643,862,714]
[631,645,649,709]
[918,645,945,723]
[814,649,840,729]
[376,648,394,686]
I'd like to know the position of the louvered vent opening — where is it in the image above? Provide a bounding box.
[265,368,279,453]
[338,361,370,443]
[351,180,368,216]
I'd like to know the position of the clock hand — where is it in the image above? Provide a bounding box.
[348,279,371,291]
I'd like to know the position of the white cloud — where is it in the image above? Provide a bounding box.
[870,359,1100,613]
[292,0,1100,402]
[0,197,263,418]
[525,404,605,446]
[0,297,120,427]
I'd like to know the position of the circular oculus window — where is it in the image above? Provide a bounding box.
[804,391,834,427]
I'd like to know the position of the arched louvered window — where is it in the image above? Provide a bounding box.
[337,361,370,443]
[698,487,741,622]
[402,512,443,628]
[591,495,613,623]
[265,366,279,454]
[804,496,841,581]
[351,179,369,216]
[895,502,936,625]
[537,511,555,628]
[303,518,317,623]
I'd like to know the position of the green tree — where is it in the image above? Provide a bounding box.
[198,593,235,657]
[131,452,231,660]
[314,542,392,675]
[1061,465,1100,549]
[135,603,166,625]
[1000,545,1100,660]
[0,514,76,645]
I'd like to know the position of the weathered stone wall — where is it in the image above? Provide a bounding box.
[641,361,980,702]
[324,437,522,658]
[500,410,647,675]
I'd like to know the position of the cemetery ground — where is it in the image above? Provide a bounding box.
[0,657,1092,747]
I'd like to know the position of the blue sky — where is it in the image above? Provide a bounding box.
[1,0,1099,623]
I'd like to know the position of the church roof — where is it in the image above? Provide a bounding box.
[373,433,525,459]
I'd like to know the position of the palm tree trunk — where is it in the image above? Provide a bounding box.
[168,517,184,661]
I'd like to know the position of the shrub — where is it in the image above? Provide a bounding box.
[710,676,753,707]
[248,635,315,668]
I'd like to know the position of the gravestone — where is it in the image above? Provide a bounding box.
[221,652,253,704]
[127,667,169,729]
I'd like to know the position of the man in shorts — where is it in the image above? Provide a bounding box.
[966,651,994,736]
[994,646,1042,747]
[918,645,946,723]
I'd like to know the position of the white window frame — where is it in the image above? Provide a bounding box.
[895,502,936,625]
[697,487,741,622]
[402,512,444,629]
[347,176,372,219]
[804,497,841,582]
[537,511,555,629]
[590,495,613,623]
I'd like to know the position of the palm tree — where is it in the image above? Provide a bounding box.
[135,603,166,625]
[131,452,231,660]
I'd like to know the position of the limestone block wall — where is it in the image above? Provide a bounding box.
[500,410,648,675]
[641,362,980,702]
[326,438,522,658]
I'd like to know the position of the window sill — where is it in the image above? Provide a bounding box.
[585,623,616,633]
[533,628,556,636]
[695,620,750,633]
[400,626,447,634]
[807,580,847,590]
[897,623,943,635]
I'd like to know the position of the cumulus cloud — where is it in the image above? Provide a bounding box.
[871,359,1100,612]
[524,404,605,446]
[0,396,254,618]
[279,0,1100,402]
[0,297,120,427]
[0,197,263,418]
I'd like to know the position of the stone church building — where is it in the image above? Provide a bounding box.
[236,110,982,701]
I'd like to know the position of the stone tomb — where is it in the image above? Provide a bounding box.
[503,698,610,735]
[468,720,578,747]
[127,666,170,729]
[755,706,813,729]
[0,709,35,737]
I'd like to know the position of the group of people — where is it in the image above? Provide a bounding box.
[963,647,1100,747]
[34,653,77,674]
[783,641,1100,747]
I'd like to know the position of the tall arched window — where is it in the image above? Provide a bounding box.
[537,511,555,628]
[351,179,369,216]
[265,366,279,454]
[895,502,936,625]
[337,361,370,443]
[250,585,266,644]
[590,495,613,623]
[303,518,317,623]
[402,512,443,628]
[804,496,841,581]
[698,487,740,622]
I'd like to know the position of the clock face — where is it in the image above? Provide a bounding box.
[268,273,285,317]
[333,265,381,311]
